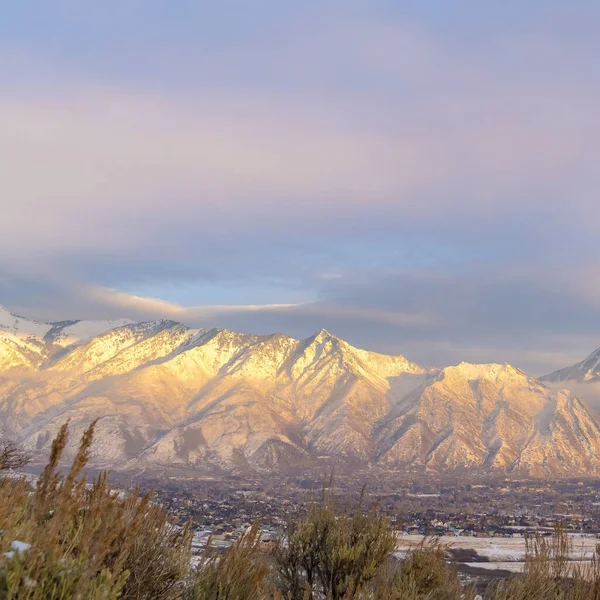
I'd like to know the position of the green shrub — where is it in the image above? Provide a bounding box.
[273,491,397,600]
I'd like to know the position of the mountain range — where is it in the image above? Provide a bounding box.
[2,305,600,477]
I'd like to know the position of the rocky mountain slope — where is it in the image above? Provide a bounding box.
[1,306,600,476]
[0,305,132,370]
[543,347,600,383]
[376,363,600,476]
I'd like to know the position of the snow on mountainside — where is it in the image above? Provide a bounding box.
[1,305,600,476]
[0,305,51,339]
[543,347,600,383]
[48,318,133,348]
[375,363,600,475]
[0,305,133,371]
[0,334,43,371]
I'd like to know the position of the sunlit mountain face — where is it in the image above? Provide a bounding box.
[2,306,600,477]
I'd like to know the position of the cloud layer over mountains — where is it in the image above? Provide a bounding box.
[2,2,600,374]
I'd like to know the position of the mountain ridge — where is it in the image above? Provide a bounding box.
[1,306,600,476]
[543,347,600,383]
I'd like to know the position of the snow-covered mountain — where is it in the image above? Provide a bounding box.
[0,304,132,370]
[2,306,600,476]
[375,363,600,476]
[543,347,600,383]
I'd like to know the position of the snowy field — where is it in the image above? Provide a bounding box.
[395,534,600,574]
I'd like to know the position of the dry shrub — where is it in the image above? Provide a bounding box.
[0,421,192,600]
[185,523,269,600]
[485,523,600,600]
[118,490,192,599]
[0,438,31,471]
[373,538,470,600]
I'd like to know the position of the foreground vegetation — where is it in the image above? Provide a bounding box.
[2,424,600,598]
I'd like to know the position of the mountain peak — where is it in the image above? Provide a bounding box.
[310,328,338,342]
[543,346,600,383]
[441,362,525,382]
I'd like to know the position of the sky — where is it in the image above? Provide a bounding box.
[1,1,600,375]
